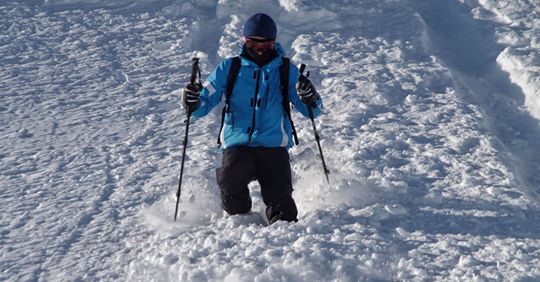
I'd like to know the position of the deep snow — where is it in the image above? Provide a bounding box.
[2,0,540,281]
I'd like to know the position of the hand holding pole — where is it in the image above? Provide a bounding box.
[174,57,200,221]
[299,64,330,183]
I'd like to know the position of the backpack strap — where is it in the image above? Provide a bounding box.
[217,56,299,146]
[217,56,241,145]
[280,57,299,145]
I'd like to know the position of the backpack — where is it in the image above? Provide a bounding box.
[217,56,299,146]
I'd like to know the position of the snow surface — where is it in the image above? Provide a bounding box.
[2,0,540,281]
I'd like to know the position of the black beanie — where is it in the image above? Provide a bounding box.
[243,13,277,39]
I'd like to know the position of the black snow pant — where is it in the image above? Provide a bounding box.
[216,146,298,223]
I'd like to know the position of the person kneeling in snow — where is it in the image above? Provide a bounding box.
[182,13,323,224]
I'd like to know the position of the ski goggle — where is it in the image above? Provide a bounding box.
[244,37,276,53]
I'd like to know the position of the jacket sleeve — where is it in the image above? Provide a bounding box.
[287,62,323,118]
[191,59,231,118]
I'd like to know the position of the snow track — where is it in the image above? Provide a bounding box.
[413,0,540,204]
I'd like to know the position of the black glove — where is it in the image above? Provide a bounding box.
[182,83,202,113]
[296,76,319,107]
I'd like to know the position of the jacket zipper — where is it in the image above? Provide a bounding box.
[263,83,270,108]
[248,69,261,143]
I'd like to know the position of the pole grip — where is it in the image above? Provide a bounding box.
[190,57,200,85]
[299,63,306,75]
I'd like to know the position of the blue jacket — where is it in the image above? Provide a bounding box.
[192,43,323,149]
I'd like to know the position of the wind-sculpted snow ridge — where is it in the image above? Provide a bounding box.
[2,0,540,281]
[412,0,540,204]
[460,0,540,120]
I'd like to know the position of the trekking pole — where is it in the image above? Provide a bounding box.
[174,57,201,221]
[299,64,330,183]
